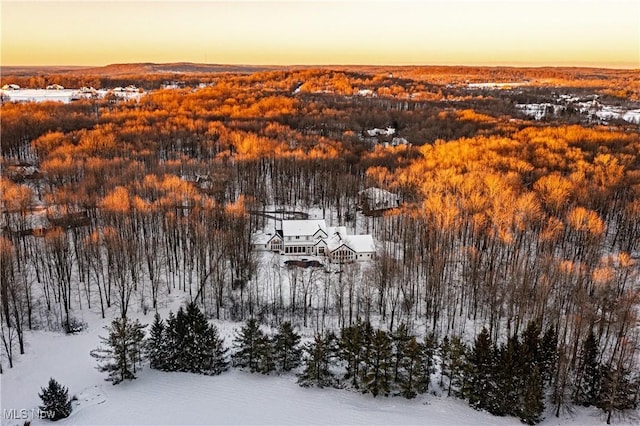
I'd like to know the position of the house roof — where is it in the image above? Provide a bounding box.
[358,187,399,209]
[253,231,275,245]
[255,219,376,255]
[281,220,327,237]
[326,233,375,253]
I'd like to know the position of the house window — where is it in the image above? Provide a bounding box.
[296,236,300,240]
[334,248,354,263]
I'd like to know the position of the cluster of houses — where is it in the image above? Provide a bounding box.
[253,219,376,263]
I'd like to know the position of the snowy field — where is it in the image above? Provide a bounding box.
[0,88,142,103]
[0,288,623,426]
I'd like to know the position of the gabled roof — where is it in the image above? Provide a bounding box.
[281,220,327,237]
[331,243,355,254]
[253,231,275,245]
[313,239,328,247]
[345,235,376,252]
[326,233,375,253]
[313,227,328,237]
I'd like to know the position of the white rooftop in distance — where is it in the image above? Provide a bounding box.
[281,219,326,237]
[326,233,375,252]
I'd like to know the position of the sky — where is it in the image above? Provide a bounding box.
[1,0,639,68]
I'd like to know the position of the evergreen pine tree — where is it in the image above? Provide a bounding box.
[90,316,146,384]
[325,331,340,360]
[38,378,72,421]
[465,327,496,411]
[439,335,451,391]
[597,364,638,425]
[146,312,167,371]
[233,318,270,373]
[576,330,601,406]
[172,307,189,371]
[448,336,467,398]
[521,321,541,369]
[359,320,374,381]
[399,336,430,399]
[495,334,522,417]
[273,321,302,372]
[518,321,545,424]
[540,325,558,385]
[127,316,146,375]
[361,329,392,397]
[184,302,218,374]
[147,306,228,375]
[339,321,364,388]
[521,366,545,425]
[391,323,412,386]
[423,332,438,383]
[209,324,230,375]
[297,333,336,388]
[257,333,276,374]
[164,311,179,371]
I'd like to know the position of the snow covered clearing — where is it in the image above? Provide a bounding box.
[0,325,611,426]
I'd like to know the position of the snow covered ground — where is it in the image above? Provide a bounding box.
[1,206,637,425]
[1,289,626,426]
[516,100,640,125]
[0,88,143,103]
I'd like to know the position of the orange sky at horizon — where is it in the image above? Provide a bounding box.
[1,0,639,68]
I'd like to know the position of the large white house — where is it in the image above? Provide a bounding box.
[253,219,376,263]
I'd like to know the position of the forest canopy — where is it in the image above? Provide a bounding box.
[1,66,639,422]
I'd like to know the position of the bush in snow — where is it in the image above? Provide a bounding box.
[64,316,87,334]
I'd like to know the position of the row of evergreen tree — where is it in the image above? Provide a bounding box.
[297,320,434,399]
[146,304,557,424]
[572,331,639,424]
[147,303,228,375]
[460,324,556,424]
[93,306,637,425]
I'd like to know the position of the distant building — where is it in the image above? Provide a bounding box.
[162,81,186,89]
[253,219,375,263]
[358,187,400,215]
[2,84,20,90]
